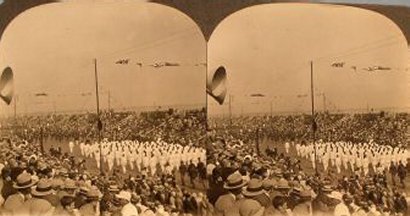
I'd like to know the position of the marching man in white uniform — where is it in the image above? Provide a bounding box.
[79,141,85,156]
[69,141,74,154]
[285,142,290,154]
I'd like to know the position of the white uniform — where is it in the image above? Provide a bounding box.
[285,142,290,154]
[79,142,85,156]
[69,141,74,154]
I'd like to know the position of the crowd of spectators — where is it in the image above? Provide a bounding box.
[206,111,409,216]
[208,112,408,147]
[0,108,206,147]
[0,108,210,216]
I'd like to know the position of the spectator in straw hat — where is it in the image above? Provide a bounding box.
[3,171,38,215]
[214,172,247,216]
[115,190,139,216]
[22,178,55,216]
[58,178,77,199]
[333,193,353,216]
[156,204,169,216]
[271,179,291,201]
[248,179,271,208]
[53,195,80,216]
[312,185,339,216]
[75,186,89,209]
[266,196,293,216]
[79,188,101,216]
[44,182,61,207]
[262,179,276,202]
[100,184,120,214]
[238,178,266,216]
[292,190,313,216]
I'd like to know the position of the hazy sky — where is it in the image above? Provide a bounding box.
[208,3,409,116]
[0,1,206,115]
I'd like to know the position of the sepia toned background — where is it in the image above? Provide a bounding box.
[0,2,206,115]
[207,3,409,117]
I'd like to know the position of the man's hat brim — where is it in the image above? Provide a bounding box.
[223,181,247,190]
[13,179,38,189]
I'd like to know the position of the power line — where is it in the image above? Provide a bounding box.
[98,26,198,60]
[314,34,404,62]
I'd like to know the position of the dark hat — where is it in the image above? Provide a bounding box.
[298,190,312,198]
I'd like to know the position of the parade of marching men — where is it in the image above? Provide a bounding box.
[204,0,410,215]
[0,109,210,216]
[1,0,410,216]
[0,0,212,215]
[206,113,410,216]
[76,138,206,176]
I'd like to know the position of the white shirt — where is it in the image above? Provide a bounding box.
[334,203,350,216]
[121,203,139,216]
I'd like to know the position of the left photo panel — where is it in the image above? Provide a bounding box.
[0,2,207,215]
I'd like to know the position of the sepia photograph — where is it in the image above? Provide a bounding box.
[0,1,207,216]
[0,0,408,216]
[206,3,410,216]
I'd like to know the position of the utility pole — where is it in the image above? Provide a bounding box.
[108,91,111,111]
[53,101,56,114]
[13,95,17,119]
[256,127,260,156]
[311,61,318,175]
[322,93,327,112]
[40,127,44,154]
[228,94,232,125]
[94,59,104,174]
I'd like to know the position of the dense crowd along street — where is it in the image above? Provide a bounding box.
[0,109,213,216]
[2,109,206,146]
[207,112,408,147]
[206,112,410,216]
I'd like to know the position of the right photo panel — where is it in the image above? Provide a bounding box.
[206,3,410,216]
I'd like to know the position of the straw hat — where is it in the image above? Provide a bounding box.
[298,190,312,198]
[276,179,290,189]
[327,191,343,201]
[79,186,90,196]
[108,184,120,192]
[322,185,333,193]
[116,190,131,202]
[31,179,54,197]
[244,155,253,161]
[262,179,276,191]
[51,178,64,189]
[13,172,38,189]
[64,179,77,190]
[243,179,265,197]
[87,188,101,201]
[224,173,247,190]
